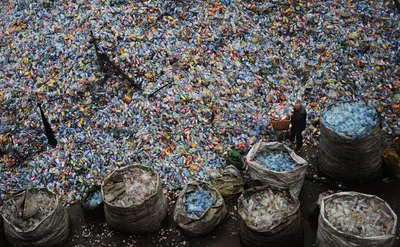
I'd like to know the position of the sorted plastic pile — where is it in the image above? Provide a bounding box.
[184,187,216,217]
[0,0,399,204]
[1,190,56,230]
[85,190,103,208]
[255,151,299,172]
[324,196,396,237]
[240,188,295,230]
[104,168,156,207]
[321,102,378,138]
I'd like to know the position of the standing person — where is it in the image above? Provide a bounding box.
[290,102,307,151]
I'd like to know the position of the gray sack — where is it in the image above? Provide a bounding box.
[246,142,308,198]
[238,185,302,247]
[101,164,168,234]
[1,188,70,247]
[316,192,397,247]
[173,181,227,236]
[318,102,382,182]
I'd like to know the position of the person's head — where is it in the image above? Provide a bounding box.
[294,101,302,110]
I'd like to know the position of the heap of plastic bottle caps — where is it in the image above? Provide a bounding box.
[324,195,396,237]
[184,187,216,217]
[241,188,295,230]
[1,191,56,230]
[255,151,299,172]
[85,190,102,208]
[321,102,378,138]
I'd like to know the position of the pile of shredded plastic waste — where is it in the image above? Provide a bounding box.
[1,190,56,230]
[321,102,378,138]
[324,196,396,237]
[269,104,293,121]
[0,0,398,204]
[104,168,156,207]
[184,187,216,217]
[255,151,299,172]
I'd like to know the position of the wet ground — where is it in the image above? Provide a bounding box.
[1,142,400,247]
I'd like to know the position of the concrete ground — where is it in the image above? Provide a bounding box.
[1,145,400,247]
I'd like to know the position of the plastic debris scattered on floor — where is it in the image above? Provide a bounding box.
[255,151,299,172]
[321,102,378,138]
[184,187,216,217]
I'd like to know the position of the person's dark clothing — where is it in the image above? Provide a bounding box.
[290,107,307,149]
[290,128,303,149]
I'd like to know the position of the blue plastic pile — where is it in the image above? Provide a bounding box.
[321,102,378,138]
[85,190,102,208]
[184,187,216,217]
[255,151,299,172]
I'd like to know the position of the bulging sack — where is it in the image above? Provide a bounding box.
[101,164,168,234]
[211,165,245,200]
[174,181,227,236]
[316,192,397,247]
[1,188,70,247]
[238,185,302,247]
[318,101,382,182]
[246,142,308,198]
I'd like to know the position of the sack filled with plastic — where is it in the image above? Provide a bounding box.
[238,185,302,247]
[318,101,382,182]
[316,192,397,247]
[246,142,308,198]
[211,165,245,200]
[101,164,167,234]
[174,181,227,236]
[81,185,104,221]
[0,188,70,247]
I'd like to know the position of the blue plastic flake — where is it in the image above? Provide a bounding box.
[184,187,216,217]
[321,102,377,138]
[85,190,103,208]
[255,151,299,172]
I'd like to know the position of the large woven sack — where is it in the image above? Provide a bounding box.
[238,185,302,247]
[1,188,70,247]
[316,192,397,247]
[173,181,227,236]
[101,164,167,234]
[318,102,382,182]
[211,165,244,200]
[246,142,308,198]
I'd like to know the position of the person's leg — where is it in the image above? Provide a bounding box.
[296,130,302,149]
[289,126,295,142]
